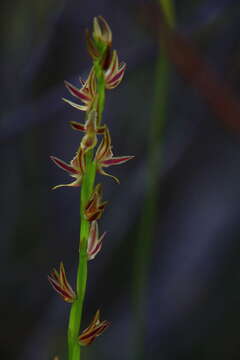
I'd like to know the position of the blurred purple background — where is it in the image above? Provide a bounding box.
[2,0,240,359]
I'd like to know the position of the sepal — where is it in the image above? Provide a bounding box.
[104,50,126,89]
[87,221,106,260]
[63,67,96,112]
[48,262,76,303]
[50,148,85,189]
[85,184,107,221]
[78,310,110,346]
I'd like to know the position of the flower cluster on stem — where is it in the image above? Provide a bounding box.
[49,16,133,360]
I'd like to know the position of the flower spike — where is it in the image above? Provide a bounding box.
[95,127,134,183]
[50,148,85,189]
[79,310,110,346]
[85,184,107,221]
[104,50,126,89]
[63,67,97,112]
[87,221,106,260]
[48,262,76,303]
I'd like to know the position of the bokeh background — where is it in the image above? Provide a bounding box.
[2,0,240,359]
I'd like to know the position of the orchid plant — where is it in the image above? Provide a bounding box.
[49,16,133,360]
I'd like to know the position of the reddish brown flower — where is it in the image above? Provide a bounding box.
[95,127,134,183]
[48,262,76,303]
[104,50,126,89]
[85,184,107,221]
[87,221,106,260]
[50,148,85,189]
[63,67,96,112]
[79,310,110,346]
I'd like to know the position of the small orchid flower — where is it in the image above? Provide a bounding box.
[79,310,110,346]
[86,16,112,60]
[95,127,134,183]
[50,148,85,189]
[104,50,126,89]
[48,262,76,303]
[87,221,106,260]
[63,67,96,112]
[85,184,107,221]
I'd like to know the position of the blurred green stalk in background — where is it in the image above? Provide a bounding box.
[132,1,175,359]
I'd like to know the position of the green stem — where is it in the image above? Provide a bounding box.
[132,1,175,359]
[67,56,105,360]
[68,151,96,360]
[94,59,105,124]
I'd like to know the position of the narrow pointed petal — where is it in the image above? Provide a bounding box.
[106,75,125,89]
[95,127,111,162]
[86,29,100,59]
[102,155,134,167]
[50,156,78,174]
[88,221,106,260]
[98,167,120,184]
[88,232,106,260]
[64,81,91,102]
[60,262,75,296]
[88,241,103,260]
[93,309,100,323]
[107,63,126,88]
[88,69,97,97]
[48,263,76,303]
[52,178,81,190]
[98,16,112,44]
[88,221,98,251]
[105,50,118,81]
[48,276,72,300]
[80,321,110,346]
[70,149,86,174]
[78,310,110,346]
[79,324,105,344]
[85,184,106,221]
[48,271,74,302]
[51,269,59,282]
[62,98,88,111]
[93,17,102,39]
[70,121,86,132]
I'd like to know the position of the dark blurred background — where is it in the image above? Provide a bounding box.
[2,0,240,359]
